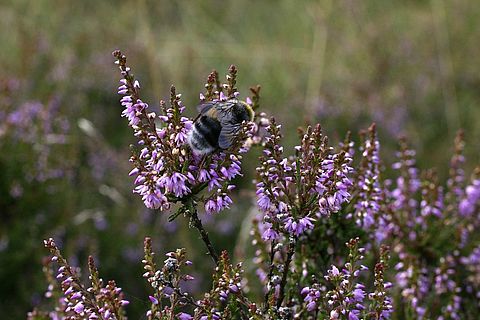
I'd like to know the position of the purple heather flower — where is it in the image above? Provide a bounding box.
[257,193,271,212]
[73,302,84,314]
[148,295,159,305]
[352,287,365,302]
[353,125,383,231]
[142,190,168,210]
[348,310,360,320]
[262,224,280,241]
[301,286,321,312]
[307,300,317,312]
[284,217,315,236]
[205,194,233,214]
[198,169,210,182]
[229,284,239,293]
[330,265,340,276]
[178,312,193,320]
[205,199,218,213]
[459,178,480,217]
[159,172,191,197]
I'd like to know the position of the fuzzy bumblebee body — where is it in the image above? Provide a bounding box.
[188,99,254,155]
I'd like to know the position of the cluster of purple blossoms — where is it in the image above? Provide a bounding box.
[394,257,431,319]
[461,245,480,298]
[1,94,71,192]
[352,124,383,231]
[433,255,462,319]
[380,140,442,318]
[365,138,428,247]
[369,131,480,318]
[35,238,129,320]
[300,239,392,319]
[255,121,353,240]
[459,173,480,217]
[143,239,255,320]
[142,238,200,320]
[300,285,322,312]
[113,51,258,214]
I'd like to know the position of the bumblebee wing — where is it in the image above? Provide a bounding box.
[218,122,241,149]
[196,102,216,114]
[217,101,243,149]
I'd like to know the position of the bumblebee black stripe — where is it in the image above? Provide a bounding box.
[191,129,209,148]
[196,115,221,147]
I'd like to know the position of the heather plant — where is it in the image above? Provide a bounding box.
[112,49,263,263]
[346,127,480,318]
[0,80,72,197]
[375,133,480,319]
[29,50,480,320]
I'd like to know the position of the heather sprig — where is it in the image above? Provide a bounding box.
[445,130,466,206]
[142,237,198,319]
[353,123,383,232]
[113,50,260,265]
[142,238,257,320]
[367,245,393,319]
[318,238,368,319]
[113,50,257,214]
[194,251,257,319]
[254,120,354,314]
[299,238,393,319]
[255,120,353,241]
[39,238,129,320]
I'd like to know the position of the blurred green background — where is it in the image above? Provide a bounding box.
[1,0,480,318]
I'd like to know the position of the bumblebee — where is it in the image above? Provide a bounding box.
[188,99,254,155]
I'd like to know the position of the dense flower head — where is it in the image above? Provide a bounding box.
[300,239,392,319]
[353,124,383,230]
[255,120,353,240]
[113,50,260,214]
[458,173,480,217]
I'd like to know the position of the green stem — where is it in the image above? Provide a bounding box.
[185,198,219,265]
[263,239,277,312]
[276,237,296,309]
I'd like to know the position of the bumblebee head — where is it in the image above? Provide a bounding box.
[238,100,255,122]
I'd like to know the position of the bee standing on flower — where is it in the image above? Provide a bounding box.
[188,99,255,155]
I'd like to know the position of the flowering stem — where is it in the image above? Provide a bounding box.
[276,237,296,309]
[263,239,277,311]
[184,197,219,265]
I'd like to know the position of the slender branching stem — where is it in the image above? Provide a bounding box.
[276,237,296,309]
[263,239,277,311]
[185,197,219,265]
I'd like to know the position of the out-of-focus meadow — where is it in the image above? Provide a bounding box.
[1,0,479,317]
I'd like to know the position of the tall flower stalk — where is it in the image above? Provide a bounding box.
[113,50,259,265]
[254,120,354,315]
